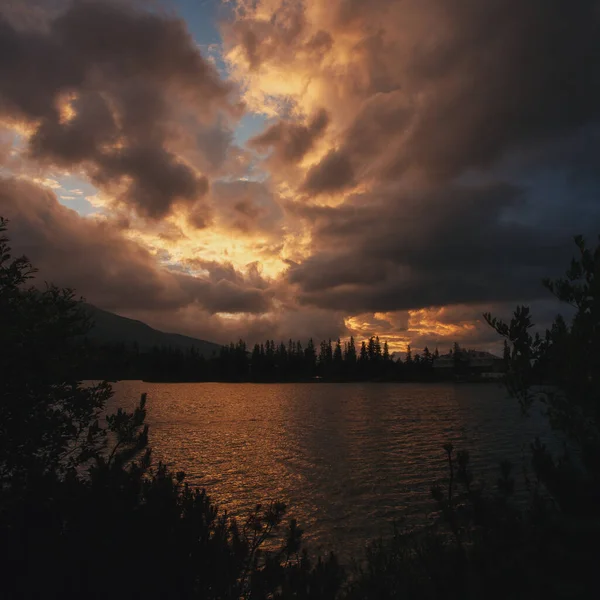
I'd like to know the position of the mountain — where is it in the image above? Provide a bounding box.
[83,304,221,357]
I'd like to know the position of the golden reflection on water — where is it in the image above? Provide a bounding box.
[109,382,553,557]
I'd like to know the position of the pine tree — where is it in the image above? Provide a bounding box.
[367,336,376,361]
[319,339,333,374]
[347,336,357,364]
[383,341,390,362]
[305,338,317,376]
[333,338,343,365]
[374,336,382,361]
[251,344,262,380]
[359,341,368,363]
[423,346,432,365]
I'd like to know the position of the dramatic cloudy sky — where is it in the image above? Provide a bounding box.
[1,0,599,352]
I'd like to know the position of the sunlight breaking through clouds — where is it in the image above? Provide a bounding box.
[1,0,599,348]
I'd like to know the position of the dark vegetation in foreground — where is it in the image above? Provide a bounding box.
[1,215,599,599]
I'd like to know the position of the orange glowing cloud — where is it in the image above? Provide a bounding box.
[1,0,597,350]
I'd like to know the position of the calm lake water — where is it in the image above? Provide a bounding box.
[110,382,554,557]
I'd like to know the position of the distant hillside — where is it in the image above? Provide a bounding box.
[83,304,221,357]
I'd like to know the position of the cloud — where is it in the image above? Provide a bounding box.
[228,0,600,182]
[0,176,273,316]
[0,172,354,344]
[301,149,354,194]
[2,0,598,353]
[0,0,69,29]
[0,175,348,345]
[177,277,271,315]
[0,127,13,165]
[0,0,234,220]
[209,179,284,236]
[219,0,600,347]
[287,182,586,313]
[0,173,576,351]
[130,302,347,348]
[249,109,329,164]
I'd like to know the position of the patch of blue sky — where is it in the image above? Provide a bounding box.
[171,0,230,74]
[54,174,100,216]
[171,0,224,45]
[234,112,270,145]
[173,0,269,146]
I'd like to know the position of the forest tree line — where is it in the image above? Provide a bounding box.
[78,335,468,382]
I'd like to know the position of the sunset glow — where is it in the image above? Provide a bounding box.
[1,0,597,351]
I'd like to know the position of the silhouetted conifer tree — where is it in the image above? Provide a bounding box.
[305,338,317,377]
[383,341,390,362]
[346,336,357,366]
[333,338,343,377]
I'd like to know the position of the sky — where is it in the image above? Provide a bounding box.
[1,0,599,353]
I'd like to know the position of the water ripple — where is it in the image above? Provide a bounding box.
[109,382,555,557]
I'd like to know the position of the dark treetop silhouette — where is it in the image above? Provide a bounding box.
[80,331,504,383]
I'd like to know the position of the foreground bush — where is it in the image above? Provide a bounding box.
[2,458,345,599]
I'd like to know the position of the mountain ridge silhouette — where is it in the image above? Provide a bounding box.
[84,304,221,357]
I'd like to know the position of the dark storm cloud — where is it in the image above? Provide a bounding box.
[178,277,271,315]
[0,177,273,314]
[3,0,599,348]
[288,183,589,312]
[400,0,600,178]
[301,149,354,194]
[0,0,231,219]
[290,0,600,192]
[249,109,329,164]
[226,0,600,334]
[93,146,209,220]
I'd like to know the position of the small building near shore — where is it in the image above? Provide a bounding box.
[433,349,505,380]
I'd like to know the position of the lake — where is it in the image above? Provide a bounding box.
[110,381,554,558]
